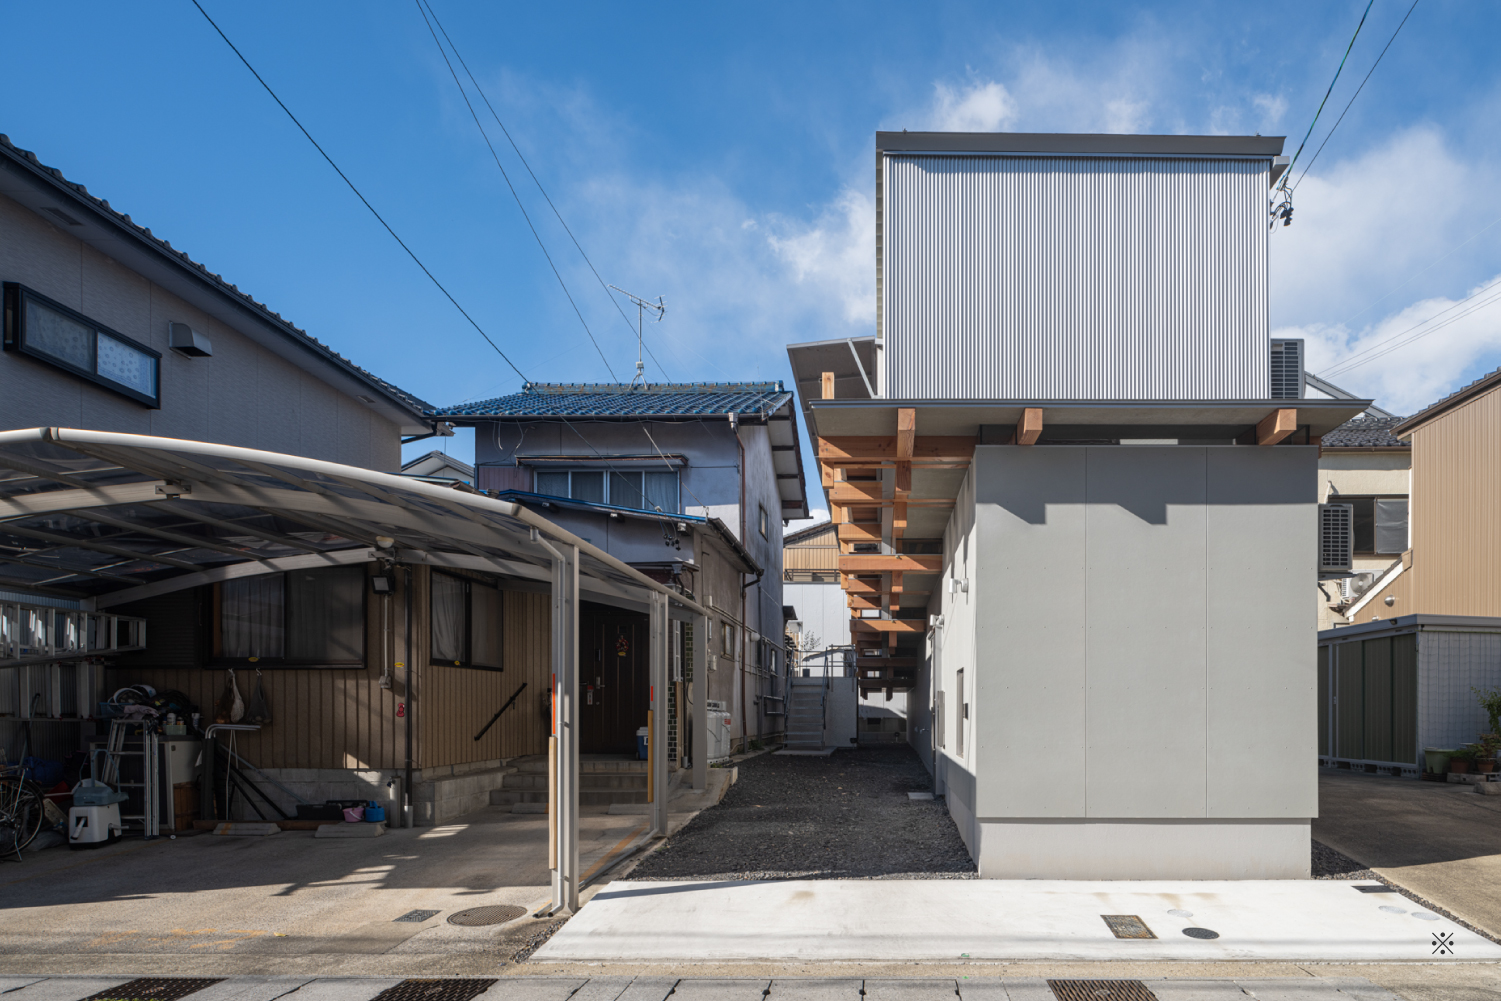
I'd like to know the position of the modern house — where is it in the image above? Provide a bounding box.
[428,382,809,754]
[1318,367,1501,775]
[788,130,1369,878]
[0,135,714,900]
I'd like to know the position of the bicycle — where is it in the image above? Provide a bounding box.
[0,764,45,859]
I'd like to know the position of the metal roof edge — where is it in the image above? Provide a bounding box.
[1393,366,1501,438]
[1320,613,1501,642]
[876,131,1286,157]
[0,135,433,422]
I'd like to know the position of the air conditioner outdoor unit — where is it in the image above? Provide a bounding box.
[1319,503,1354,574]
[1271,338,1305,400]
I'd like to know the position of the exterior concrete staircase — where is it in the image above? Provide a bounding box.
[488,754,649,807]
[784,679,826,750]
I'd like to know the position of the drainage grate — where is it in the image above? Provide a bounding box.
[81,981,224,1001]
[1049,980,1158,1001]
[1182,927,1221,940]
[394,910,441,923]
[369,980,497,1001]
[1354,884,1397,893]
[1100,915,1156,940]
[448,905,527,927]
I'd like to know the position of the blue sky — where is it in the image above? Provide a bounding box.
[5,1,1500,521]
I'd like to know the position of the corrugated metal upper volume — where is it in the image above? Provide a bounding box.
[429,382,792,418]
[881,154,1270,400]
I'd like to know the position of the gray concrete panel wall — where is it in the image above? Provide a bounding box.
[971,445,1317,823]
[1084,447,1208,817]
[0,193,401,469]
[972,447,1088,819]
[1205,446,1318,818]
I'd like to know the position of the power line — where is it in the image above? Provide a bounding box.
[1292,0,1421,193]
[1324,276,1501,377]
[188,0,528,383]
[418,0,673,383]
[1281,0,1375,189]
[1336,208,1501,332]
[412,0,618,381]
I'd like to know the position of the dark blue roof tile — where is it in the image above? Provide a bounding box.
[429,382,792,419]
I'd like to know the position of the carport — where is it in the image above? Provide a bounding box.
[0,427,709,914]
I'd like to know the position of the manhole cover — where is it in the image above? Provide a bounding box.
[1100,915,1156,940]
[369,980,497,1001]
[82,981,224,1001]
[448,904,527,927]
[1182,927,1220,939]
[394,910,441,923]
[1355,884,1397,893]
[1049,980,1158,1001]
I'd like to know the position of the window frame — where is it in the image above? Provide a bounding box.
[532,467,679,513]
[1340,493,1409,556]
[429,569,505,671]
[758,504,768,539]
[209,566,367,669]
[3,282,162,407]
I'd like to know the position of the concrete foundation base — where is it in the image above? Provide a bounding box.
[975,819,1311,879]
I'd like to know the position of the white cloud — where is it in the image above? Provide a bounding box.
[765,186,874,327]
[931,80,1017,132]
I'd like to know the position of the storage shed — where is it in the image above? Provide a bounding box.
[1318,615,1501,775]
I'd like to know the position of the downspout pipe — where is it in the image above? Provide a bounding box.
[731,412,750,752]
[403,564,414,829]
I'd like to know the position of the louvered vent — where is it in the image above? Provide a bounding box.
[1271,339,1304,399]
[1320,503,1354,573]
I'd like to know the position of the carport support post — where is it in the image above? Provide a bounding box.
[539,536,580,915]
[692,610,708,791]
[649,592,669,837]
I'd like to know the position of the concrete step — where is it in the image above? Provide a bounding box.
[490,789,650,806]
[499,772,647,792]
[511,756,646,774]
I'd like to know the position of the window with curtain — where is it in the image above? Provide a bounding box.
[430,571,504,670]
[1344,496,1409,555]
[216,566,364,666]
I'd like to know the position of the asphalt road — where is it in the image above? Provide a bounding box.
[1315,771,1501,938]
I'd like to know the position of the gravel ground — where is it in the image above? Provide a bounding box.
[1312,839,1380,880]
[630,744,977,880]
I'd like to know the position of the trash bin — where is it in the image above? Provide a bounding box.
[636,726,649,761]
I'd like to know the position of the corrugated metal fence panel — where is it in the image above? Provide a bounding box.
[883,154,1269,400]
[1419,630,1501,749]
[1392,632,1417,763]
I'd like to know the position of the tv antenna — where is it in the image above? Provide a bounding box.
[608,285,665,388]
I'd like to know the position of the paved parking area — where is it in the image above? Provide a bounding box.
[0,807,647,974]
[1315,771,1501,938]
[0,976,1427,1001]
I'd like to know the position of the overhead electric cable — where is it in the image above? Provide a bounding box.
[1337,209,1501,332]
[413,0,619,380]
[1278,0,1375,196]
[418,0,673,382]
[1293,0,1421,192]
[1324,276,1501,377]
[188,0,528,382]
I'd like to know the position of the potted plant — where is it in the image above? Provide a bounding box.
[1475,734,1501,774]
[1451,748,1473,774]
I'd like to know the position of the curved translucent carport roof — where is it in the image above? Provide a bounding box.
[0,427,704,616]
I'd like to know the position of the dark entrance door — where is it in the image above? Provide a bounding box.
[580,601,649,754]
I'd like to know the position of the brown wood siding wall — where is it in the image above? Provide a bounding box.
[109,563,551,772]
[1410,384,1501,615]
[420,589,552,768]
[784,523,839,572]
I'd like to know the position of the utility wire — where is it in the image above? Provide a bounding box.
[188,0,528,383]
[1337,209,1501,332]
[413,0,618,381]
[418,0,673,383]
[1293,0,1421,193]
[1279,0,1375,194]
[1325,276,1501,377]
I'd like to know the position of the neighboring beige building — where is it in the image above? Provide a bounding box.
[1317,416,1411,629]
[1350,366,1501,620]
